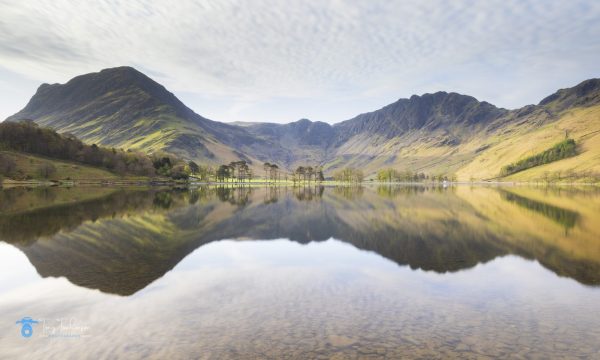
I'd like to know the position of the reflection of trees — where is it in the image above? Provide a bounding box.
[153,191,174,209]
[0,187,222,246]
[294,186,324,201]
[0,189,171,245]
[376,185,427,198]
[332,185,363,200]
[188,190,199,205]
[375,185,456,198]
[500,190,579,229]
[0,187,58,214]
[263,186,280,204]
[215,186,252,206]
[0,186,260,247]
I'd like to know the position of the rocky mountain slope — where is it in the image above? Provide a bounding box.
[6,67,600,180]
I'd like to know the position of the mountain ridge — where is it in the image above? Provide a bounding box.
[6,66,600,180]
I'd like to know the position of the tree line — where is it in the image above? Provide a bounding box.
[215,161,253,182]
[332,167,364,183]
[292,165,325,183]
[500,138,577,177]
[188,162,330,184]
[376,168,456,183]
[0,120,190,180]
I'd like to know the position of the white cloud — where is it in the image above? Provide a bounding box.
[0,0,599,123]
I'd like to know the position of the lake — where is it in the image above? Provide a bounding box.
[1,185,600,359]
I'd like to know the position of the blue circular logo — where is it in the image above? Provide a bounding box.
[16,317,39,338]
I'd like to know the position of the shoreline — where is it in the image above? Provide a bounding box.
[2,178,599,188]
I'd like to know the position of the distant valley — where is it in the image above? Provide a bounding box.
[6,67,600,181]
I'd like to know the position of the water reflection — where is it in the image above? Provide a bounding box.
[2,185,600,358]
[499,190,579,230]
[0,185,599,296]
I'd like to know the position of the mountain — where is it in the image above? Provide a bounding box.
[242,81,600,179]
[5,67,275,169]
[6,67,600,180]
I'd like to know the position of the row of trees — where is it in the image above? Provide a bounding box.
[0,120,190,180]
[215,161,253,182]
[500,138,577,176]
[292,166,325,183]
[332,167,364,183]
[376,168,457,183]
[193,162,328,184]
[263,162,280,181]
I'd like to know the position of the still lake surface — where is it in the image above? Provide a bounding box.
[0,185,599,359]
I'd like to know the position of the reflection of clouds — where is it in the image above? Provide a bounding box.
[2,239,600,358]
[1,1,599,122]
[0,243,39,291]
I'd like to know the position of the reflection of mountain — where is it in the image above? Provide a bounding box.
[1,185,599,295]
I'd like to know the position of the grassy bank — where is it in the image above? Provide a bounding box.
[0,151,188,187]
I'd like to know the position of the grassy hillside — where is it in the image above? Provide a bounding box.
[0,151,118,182]
[324,102,600,182]
[0,121,198,182]
[457,105,600,182]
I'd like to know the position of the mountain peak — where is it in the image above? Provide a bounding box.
[100,65,140,73]
[293,118,313,124]
[7,66,195,124]
[334,90,506,141]
[539,78,600,110]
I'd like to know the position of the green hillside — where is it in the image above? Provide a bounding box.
[0,121,197,183]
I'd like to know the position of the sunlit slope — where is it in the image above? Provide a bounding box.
[457,105,600,181]
[323,103,600,181]
[323,79,600,180]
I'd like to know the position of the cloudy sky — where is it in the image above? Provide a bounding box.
[0,0,599,124]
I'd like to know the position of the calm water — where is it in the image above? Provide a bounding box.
[1,185,600,359]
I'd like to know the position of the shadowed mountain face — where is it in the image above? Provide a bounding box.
[539,78,600,111]
[7,67,600,178]
[332,92,507,142]
[1,185,599,295]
